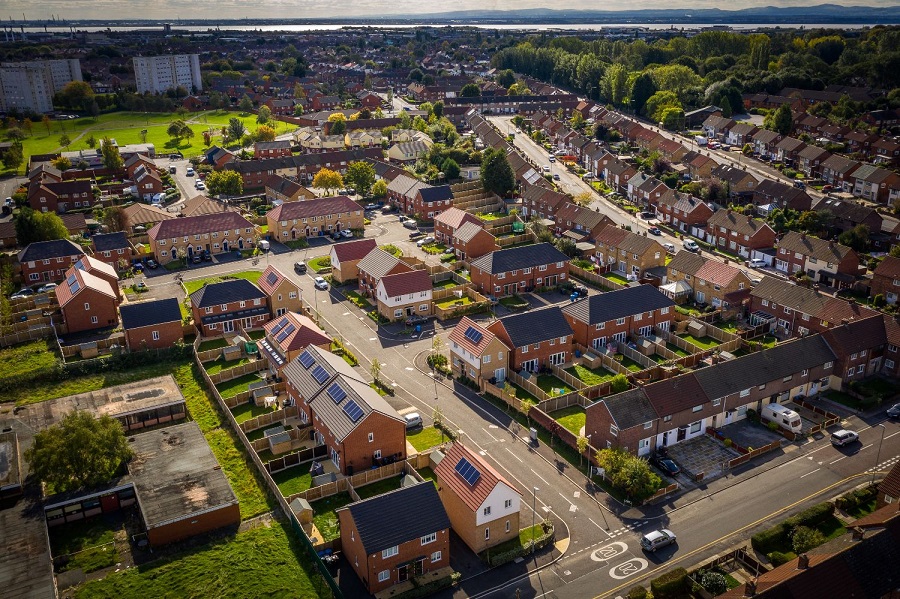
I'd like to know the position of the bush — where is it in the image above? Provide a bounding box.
[791,525,825,553]
[724,438,733,447]
[627,586,649,599]
[873,294,886,308]
[746,408,759,422]
[784,502,834,530]
[767,551,793,566]
[752,524,788,554]
[651,567,688,598]
[836,486,877,512]
[699,571,728,595]
[767,421,780,431]
[752,501,835,553]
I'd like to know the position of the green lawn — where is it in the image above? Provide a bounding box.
[311,493,354,542]
[272,466,313,497]
[355,475,404,500]
[432,278,459,290]
[203,356,254,375]
[498,294,529,308]
[565,364,616,386]
[231,400,275,424]
[602,272,630,285]
[435,295,473,309]
[184,271,262,295]
[505,382,540,403]
[617,356,645,372]
[197,337,229,353]
[665,342,690,357]
[74,524,319,599]
[417,467,438,488]
[247,330,265,341]
[215,373,264,399]
[0,339,59,389]
[345,290,372,310]
[49,518,120,574]
[480,524,544,559]
[379,244,402,257]
[717,320,741,334]
[552,406,586,436]
[406,427,446,451]
[679,334,720,350]
[14,110,294,174]
[307,255,332,272]
[535,374,574,396]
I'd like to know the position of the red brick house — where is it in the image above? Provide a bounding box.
[356,90,382,109]
[337,482,450,595]
[18,239,85,284]
[149,212,258,265]
[254,140,292,159]
[258,312,330,376]
[553,201,616,241]
[27,179,94,213]
[375,269,433,322]
[561,285,675,350]
[820,155,861,191]
[189,279,269,336]
[665,251,753,313]
[448,317,511,385]
[470,243,570,297]
[412,185,454,220]
[72,254,122,301]
[451,222,499,261]
[266,195,364,241]
[56,265,119,334]
[774,231,860,288]
[433,207,483,244]
[870,256,900,305]
[752,179,813,212]
[119,298,184,350]
[357,248,413,297]
[330,238,378,284]
[775,137,807,165]
[521,185,569,220]
[652,189,713,233]
[797,145,831,178]
[487,305,574,372]
[91,232,136,272]
[705,209,777,257]
[593,227,666,278]
[821,316,888,384]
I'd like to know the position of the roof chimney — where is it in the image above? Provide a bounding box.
[841,318,850,325]
[797,554,810,569]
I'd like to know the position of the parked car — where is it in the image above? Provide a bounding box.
[169,165,177,174]
[404,413,423,429]
[409,231,426,240]
[417,236,435,247]
[549,156,556,163]
[831,429,859,447]
[146,259,158,269]
[640,529,677,552]
[314,277,328,290]
[37,283,58,294]
[340,229,353,238]
[650,453,681,476]
[648,226,662,236]
[405,314,428,327]
[640,212,656,220]
[542,165,551,173]
[749,258,766,268]
[10,288,34,300]
[201,249,212,262]
[663,242,676,253]
[195,180,205,190]
[822,184,834,192]
[552,173,560,180]
[191,254,202,264]
[331,231,342,241]
[683,239,700,252]
[887,403,900,419]
[294,261,307,274]
[364,203,379,211]
[403,220,419,230]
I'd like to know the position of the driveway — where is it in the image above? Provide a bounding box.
[716,419,785,454]
[666,435,741,484]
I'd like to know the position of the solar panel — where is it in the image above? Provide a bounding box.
[276,329,291,343]
[69,281,80,294]
[282,324,296,337]
[342,399,364,422]
[454,457,482,486]
[66,273,77,285]
[298,351,315,369]
[266,271,279,286]
[311,365,329,384]
[327,382,346,404]
[270,318,288,335]
[463,326,483,345]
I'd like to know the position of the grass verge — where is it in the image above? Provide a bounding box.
[406,427,446,452]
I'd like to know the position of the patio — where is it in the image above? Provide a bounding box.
[716,419,785,454]
[666,435,741,484]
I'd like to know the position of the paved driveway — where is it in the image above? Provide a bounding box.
[666,435,740,484]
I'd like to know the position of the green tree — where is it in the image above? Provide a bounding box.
[51,156,72,170]
[442,158,460,181]
[255,125,276,143]
[370,357,382,383]
[644,91,682,123]
[521,398,536,425]
[372,179,388,198]
[601,63,629,106]
[167,119,189,143]
[460,83,481,97]
[24,410,133,494]
[100,137,123,171]
[256,105,272,124]
[205,170,243,196]
[1,141,23,171]
[432,100,444,119]
[480,147,516,197]
[791,526,825,554]
[699,571,728,596]
[496,69,516,88]
[56,80,95,111]
[312,168,344,195]
[630,73,658,115]
[239,94,253,114]
[577,435,589,467]
[58,133,71,149]
[838,224,870,252]
[610,373,629,394]
[344,161,376,196]
[766,103,793,135]
[14,208,69,245]
[661,107,686,131]
[595,448,662,501]
[85,133,97,148]
[227,117,245,142]
[749,34,772,70]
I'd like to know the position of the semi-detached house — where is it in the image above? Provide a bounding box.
[448,317,511,386]
[375,269,433,322]
[266,195,363,241]
[665,251,752,313]
[594,227,666,278]
[774,231,860,289]
[18,239,85,283]
[469,243,569,297]
[189,279,269,336]
[705,210,777,258]
[486,305,573,372]
[652,189,714,233]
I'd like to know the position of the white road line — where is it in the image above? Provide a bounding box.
[830,456,846,464]
[531,470,550,487]
[505,447,524,463]
[482,427,499,441]
[886,430,900,440]
[800,468,821,479]
[862,444,873,450]
[587,517,612,538]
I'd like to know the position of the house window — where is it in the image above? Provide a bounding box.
[643,421,652,429]
[152,330,160,341]
[205,307,212,314]
[378,571,390,582]
[850,352,858,360]
[740,389,750,397]
[382,546,399,559]
[483,506,491,516]
[368,432,374,443]
[504,499,512,509]
[220,304,227,311]
[90,316,98,324]
[497,272,506,280]
[661,307,669,314]
[505,521,511,533]
[825,361,833,369]
[539,265,547,271]
[84,303,90,310]
[394,309,402,318]
[889,345,899,353]
[690,421,702,434]
[886,359,895,370]
[421,532,437,545]
[596,322,605,330]
[713,398,721,406]
[483,355,491,364]
[610,424,618,436]
[521,345,528,354]
[848,368,854,377]
[761,300,769,307]
[664,415,672,422]
[431,551,442,563]
[692,405,702,412]
[616,317,625,325]
[485,528,490,540]
[239,301,246,308]
[802,369,808,377]
[783,375,792,382]
[419,304,428,312]
[857,364,864,374]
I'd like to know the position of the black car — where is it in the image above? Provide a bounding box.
[201,250,212,262]
[191,254,202,264]
[405,314,428,326]
[650,452,681,476]
[409,230,426,240]
[648,226,662,236]
[294,261,307,274]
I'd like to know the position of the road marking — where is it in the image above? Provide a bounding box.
[505,447,524,463]
[482,427,499,441]
[830,456,846,464]
[342,312,350,316]
[800,468,821,479]
[532,471,550,486]
[887,430,900,440]
[608,558,648,580]
[574,491,581,498]
[369,337,376,341]
[405,367,414,371]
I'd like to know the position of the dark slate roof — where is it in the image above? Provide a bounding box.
[119,298,182,330]
[602,388,658,430]
[189,279,265,308]
[18,239,84,263]
[692,335,836,400]
[92,232,130,252]
[418,185,453,203]
[281,344,364,401]
[470,242,568,275]
[561,285,674,325]
[495,305,573,348]
[341,482,450,555]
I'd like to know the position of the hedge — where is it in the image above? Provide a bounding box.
[751,501,835,554]
[835,486,877,512]
[484,524,555,567]
[650,567,688,598]
[627,586,649,599]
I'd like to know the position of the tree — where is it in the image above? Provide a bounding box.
[167,119,191,143]
[205,170,243,196]
[766,103,793,135]
[344,161,376,196]
[601,63,629,106]
[372,179,388,198]
[408,68,424,82]
[630,73,658,115]
[460,83,481,97]
[432,101,444,119]
[521,398,536,425]
[699,571,728,596]
[838,224,870,252]
[496,69,516,88]
[255,125,276,142]
[555,237,577,257]
[293,104,305,116]
[595,448,662,501]
[41,114,52,134]
[480,147,516,197]
[256,105,272,124]
[56,81,95,111]
[100,137,123,171]
[791,526,825,554]
[100,205,124,232]
[239,94,253,114]
[85,133,97,148]
[312,168,344,195]
[749,34,772,70]
[227,117,245,142]
[577,435,589,467]
[24,410,133,494]
[370,357,382,383]
[22,118,32,136]
[441,158,460,181]
[645,91,682,123]
[58,133,71,149]
[1,141,23,171]
[610,373,629,394]
[574,191,593,207]
[14,208,69,245]
[661,107,686,131]
[51,156,72,171]
[328,112,347,135]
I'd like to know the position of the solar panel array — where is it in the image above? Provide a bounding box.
[259,339,283,367]
[311,364,329,384]
[298,351,315,369]
[342,399,364,422]
[454,457,481,487]
[271,318,288,335]
[464,326,483,345]
[67,273,77,286]
[266,271,279,286]
[327,382,346,404]
[276,323,296,344]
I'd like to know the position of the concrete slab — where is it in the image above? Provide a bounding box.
[717,419,784,452]
[666,435,740,484]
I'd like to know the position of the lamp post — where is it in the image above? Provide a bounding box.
[531,486,539,554]
[872,423,886,486]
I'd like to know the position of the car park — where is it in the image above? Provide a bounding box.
[416,236,435,247]
[648,226,661,236]
[683,239,700,252]
[314,277,329,290]
[831,429,859,447]
[640,529,677,552]
[887,403,900,419]
[749,258,767,268]
[404,413,423,430]
[294,261,307,274]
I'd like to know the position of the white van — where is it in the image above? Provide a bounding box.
[761,403,802,433]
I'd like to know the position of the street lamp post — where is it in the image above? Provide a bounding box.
[531,486,539,554]
[872,423,886,486]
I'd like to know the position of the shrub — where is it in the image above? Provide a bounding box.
[724,438,733,447]
[627,586,649,599]
[699,571,728,595]
[767,551,793,566]
[651,567,688,598]
[752,524,788,554]
[767,421,780,431]
[836,486,877,512]
[791,525,825,554]
[873,294,886,308]
[746,408,759,422]
[784,502,834,530]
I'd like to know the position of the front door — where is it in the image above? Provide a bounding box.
[494,367,506,383]
[398,564,409,583]
[677,426,687,442]
[222,320,235,333]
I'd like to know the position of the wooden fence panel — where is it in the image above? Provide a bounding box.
[550,363,586,390]
[207,360,267,385]
[568,262,625,291]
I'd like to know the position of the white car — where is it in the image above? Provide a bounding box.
[339,229,353,238]
[683,239,700,252]
[831,429,859,447]
[186,166,195,176]
[749,258,766,268]
[663,242,676,253]
[543,165,551,173]
[38,283,58,293]
[404,413,423,429]
[313,277,328,290]
[195,180,206,190]
[417,236,435,247]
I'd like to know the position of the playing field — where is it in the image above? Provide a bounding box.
[11,110,294,172]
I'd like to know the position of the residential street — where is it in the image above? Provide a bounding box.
[136,209,900,599]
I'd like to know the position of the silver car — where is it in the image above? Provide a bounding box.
[640,529,677,552]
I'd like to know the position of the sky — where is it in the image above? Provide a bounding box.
[2,1,896,22]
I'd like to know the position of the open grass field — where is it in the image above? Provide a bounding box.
[74,524,320,599]
[183,270,262,296]
[0,339,59,388]
[9,110,295,175]
[406,426,446,451]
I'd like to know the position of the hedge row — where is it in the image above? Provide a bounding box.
[485,525,555,567]
[751,501,835,554]
[650,567,688,598]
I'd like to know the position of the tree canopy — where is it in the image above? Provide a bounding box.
[15,208,69,245]
[205,170,243,196]
[312,168,344,194]
[344,161,376,196]
[480,147,516,197]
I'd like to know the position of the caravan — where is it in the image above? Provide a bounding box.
[761,403,802,434]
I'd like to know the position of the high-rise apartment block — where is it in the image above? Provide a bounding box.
[133,54,202,94]
[0,59,83,114]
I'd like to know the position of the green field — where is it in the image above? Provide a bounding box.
[0,339,59,388]
[215,373,264,399]
[10,110,295,174]
[74,524,320,599]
